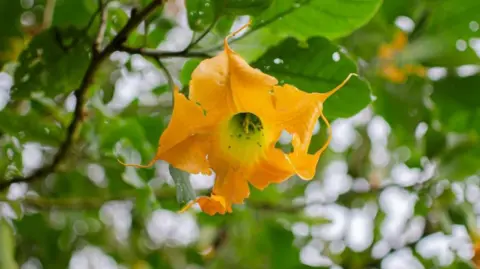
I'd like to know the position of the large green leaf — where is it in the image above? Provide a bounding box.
[186,0,273,32]
[186,0,217,31]
[224,0,274,15]
[52,0,97,28]
[255,0,383,40]
[12,29,90,99]
[253,37,371,119]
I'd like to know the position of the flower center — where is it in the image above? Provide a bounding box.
[220,112,267,164]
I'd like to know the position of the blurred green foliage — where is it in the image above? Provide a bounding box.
[0,0,479,268]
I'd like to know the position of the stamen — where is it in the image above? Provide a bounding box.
[243,113,251,134]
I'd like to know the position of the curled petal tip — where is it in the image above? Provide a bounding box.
[178,199,198,214]
[117,158,156,169]
[224,20,252,47]
[321,72,359,101]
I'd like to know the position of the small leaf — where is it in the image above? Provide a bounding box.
[186,0,216,32]
[169,166,196,204]
[255,0,383,40]
[0,219,19,269]
[180,58,202,86]
[12,29,90,99]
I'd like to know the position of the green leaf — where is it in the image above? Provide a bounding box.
[12,29,90,99]
[180,58,202,86]
[14,214,72,267]
[0,1,26,69]
[127,18,174,48]
[186,0,273,32]
[0,108,64,146]
[8,200,23,220]
[0,141,23,179]
[0,219,18,269]
[253,37,371,119]
[214,15,236,36]
[53,0,97,28]
[431,75,480,133]
[186,0,216,32]
[264,222,298,268]
[169,166,196,204]
[255,0,383,40]
[108,6,130,32]
[224,0,274,15]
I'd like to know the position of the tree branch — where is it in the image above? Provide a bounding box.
[118,45,210,59]
[0,188,177,211]
[0,0,165,192]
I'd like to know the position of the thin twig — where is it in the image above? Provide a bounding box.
[152,57,174,92]
[187,16,218,50]
[118,45,210,58]
[0,188,177,211]
[0,0,165,192]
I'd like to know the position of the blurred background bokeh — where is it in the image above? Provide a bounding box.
[0,0,479,268]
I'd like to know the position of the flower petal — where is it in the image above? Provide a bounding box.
[288,114,331,181]
[198,195,231,215]
[274,74,357,180]
[189,22,277,120]
[274,84,323,153]
[248,147,294,190]
[159,134,211,174]
[119,88,212,174]
[178,194,230,216]
[212,164,251,204]
[189,52,233,119]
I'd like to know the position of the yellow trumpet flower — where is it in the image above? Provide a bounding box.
[120,22,356,215]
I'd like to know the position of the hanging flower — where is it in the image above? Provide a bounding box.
[120,22,357,215]
[378,30,426,83]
